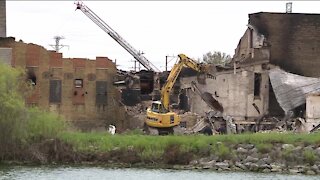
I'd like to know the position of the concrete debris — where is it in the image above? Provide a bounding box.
[117,66,320,135]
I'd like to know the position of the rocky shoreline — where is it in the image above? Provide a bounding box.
[174,143,320,175]
[1,139,320,175]
[178,143,319,175]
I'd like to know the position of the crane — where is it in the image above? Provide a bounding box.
[75,1,160,72]
[144,54,222,135]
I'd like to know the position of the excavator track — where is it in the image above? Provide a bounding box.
[143,123,177,135]
[143,123,185,135]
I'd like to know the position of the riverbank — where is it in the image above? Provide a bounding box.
[1,131,320,175]
[2,165,319,180]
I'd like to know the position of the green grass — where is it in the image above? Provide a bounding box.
[26,107,66,141]
[59,131,320,154]
[256,143,273,153]
[57,132,320,164]
[303,149,317,165]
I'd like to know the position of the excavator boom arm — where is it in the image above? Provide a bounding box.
[161,54,208,110]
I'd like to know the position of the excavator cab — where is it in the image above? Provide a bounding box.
[150,101,169,113]
[145,101,180,132]
[145,54,218,135]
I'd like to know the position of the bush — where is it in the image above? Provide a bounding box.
[281,146,295,162]
[303,149,317,165]
[0,63,67,159]
[256,143,273,154]
[26,107,66,141]
[212,143,233,160]
[0,63,28,153]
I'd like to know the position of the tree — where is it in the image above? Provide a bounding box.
[201,51,232,66]
[0,62,66,159]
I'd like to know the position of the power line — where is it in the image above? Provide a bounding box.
[49,36,69,52]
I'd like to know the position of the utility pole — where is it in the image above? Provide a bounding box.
[49,36,69,52]
[165,55,176,72]
[130,59,138,72]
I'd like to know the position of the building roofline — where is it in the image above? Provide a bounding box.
[250,12,320,16]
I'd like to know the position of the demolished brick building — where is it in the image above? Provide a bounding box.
[0,37,126,131]
[179,12,320,130]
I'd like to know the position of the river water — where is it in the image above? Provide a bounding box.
[0,166,319,180]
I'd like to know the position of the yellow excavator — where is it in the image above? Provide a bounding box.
[144,54,218,135]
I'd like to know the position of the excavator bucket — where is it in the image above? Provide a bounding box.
[191,81,224,113]
[201,92,224,113]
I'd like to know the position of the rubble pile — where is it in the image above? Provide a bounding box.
[122,101,153,130]
[125,103,146,116]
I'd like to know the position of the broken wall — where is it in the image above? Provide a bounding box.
[305,94,320,132]
[0,37,125,131]
[249,12,320,77]
[180,63,269,122]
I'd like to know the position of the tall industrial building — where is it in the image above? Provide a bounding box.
[0,0,6,37]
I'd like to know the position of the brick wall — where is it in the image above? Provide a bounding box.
[249,12,320,77]
[0,37,125,131]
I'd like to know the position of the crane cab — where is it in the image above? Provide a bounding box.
[145,101,180,129]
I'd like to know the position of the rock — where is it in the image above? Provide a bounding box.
[239,144,254,150]
[311,164,319,172]
[304,146,314,152]
[295,165,306,173]
[249,148,258,154]
[261,157,272,165]
[183,165,196,170]
[232,166,243,171]
[289,168,300,174]
[189,160,198,166]
[282,144,294,150]
[236,147,248,154]
[315,147,320,156]
[304,166,311,171]
[270,164,282,172]
[216,162,229,169]
[259,164,271,169]
[293,146,303,152]
[244,156,259,163]
[244,162,252,168]
[306,170,316,175]
[249,163,259,171]
[306,145,315,149]
[257,159,265,166]
[262,168,271,173]
[173,165,182,169]
[198,157,211,164]
[235,162,247,170]
[201,160,216,169]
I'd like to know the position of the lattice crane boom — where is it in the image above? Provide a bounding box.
[75,1,160,72]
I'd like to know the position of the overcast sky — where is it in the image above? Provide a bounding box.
[6,1,320,71]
